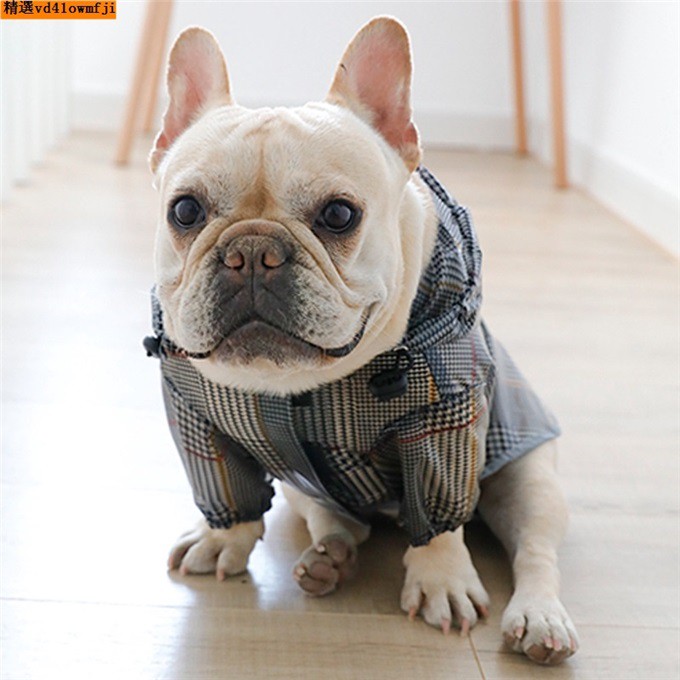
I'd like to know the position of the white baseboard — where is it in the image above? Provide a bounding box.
[571,145,679,258]
[73,89,678,258]
[528,118,679,258]
[71,89,516,150]
[72,90,126,131]
[416,110,514,151]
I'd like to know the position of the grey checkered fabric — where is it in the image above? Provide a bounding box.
[150,167,560,547]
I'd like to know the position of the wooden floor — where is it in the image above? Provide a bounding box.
[2,132,678,679]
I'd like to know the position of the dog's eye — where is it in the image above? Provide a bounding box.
[315,200,359,234]
[169,196,206,230]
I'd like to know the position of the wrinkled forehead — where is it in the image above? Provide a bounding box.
[159,103,395,208]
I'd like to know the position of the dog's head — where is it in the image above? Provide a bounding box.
[150,17,436,393]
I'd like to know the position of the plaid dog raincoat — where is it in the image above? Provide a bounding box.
[148,168,560,547]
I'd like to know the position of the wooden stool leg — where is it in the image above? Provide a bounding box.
[140,0,174,133]
[547,0,568,188]
[114,0,163,165]
[510,0,528,155]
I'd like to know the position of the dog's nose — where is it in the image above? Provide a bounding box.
[223,236,289,274]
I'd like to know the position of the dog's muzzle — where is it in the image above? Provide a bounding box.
[147,228,372,362]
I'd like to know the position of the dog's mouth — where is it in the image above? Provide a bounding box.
[167,311,371,363]
[216,311,371,362]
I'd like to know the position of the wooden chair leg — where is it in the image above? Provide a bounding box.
[114,0,163,165]
[547,0,568,188]
[140,0,174,134]
[510,0,528,155]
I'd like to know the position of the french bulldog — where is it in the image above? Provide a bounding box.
[147,17,579,665]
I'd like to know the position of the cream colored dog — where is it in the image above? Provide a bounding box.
[150,17,579,665]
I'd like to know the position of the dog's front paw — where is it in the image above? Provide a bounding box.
[293,531,358,597]
[400,532,490,635]
[168,519,264,581]
[502,594,579,665]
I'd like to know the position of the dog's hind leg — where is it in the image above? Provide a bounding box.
[476,440,579,665]
[283,483,370,596]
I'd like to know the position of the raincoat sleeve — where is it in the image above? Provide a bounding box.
[394,383,489,547]
[162,377,275,529]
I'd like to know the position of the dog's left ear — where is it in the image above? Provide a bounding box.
[150,27,233,173]
[327,16,420,172]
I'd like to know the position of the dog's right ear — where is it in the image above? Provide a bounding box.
[150,27,232,173]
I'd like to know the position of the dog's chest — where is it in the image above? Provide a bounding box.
[164,350,444,508]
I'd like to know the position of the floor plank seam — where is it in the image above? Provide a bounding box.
[468,633,488,680]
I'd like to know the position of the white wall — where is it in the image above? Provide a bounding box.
[1,22,70,201]
[70,0,679,255]
[71,0,515,147]
[522,0,679,255]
